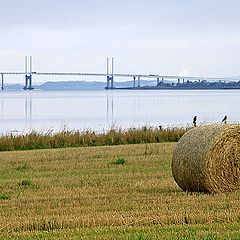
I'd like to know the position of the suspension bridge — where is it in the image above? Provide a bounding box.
[0,56,239,90]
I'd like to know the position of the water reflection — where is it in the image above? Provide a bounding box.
[1,98,3,119]
[106,95,114,127]
[24,96,32,125]
[0,90,239,134]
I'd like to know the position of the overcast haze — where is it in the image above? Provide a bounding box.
[1,0,240,83]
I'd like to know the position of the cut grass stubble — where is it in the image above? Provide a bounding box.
[0,142,240,239]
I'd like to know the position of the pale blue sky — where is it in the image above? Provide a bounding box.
[1,0,240,82]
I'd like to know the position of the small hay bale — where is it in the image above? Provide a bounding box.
[172,124,240,193]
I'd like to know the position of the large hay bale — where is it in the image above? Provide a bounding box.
[172,124,240,193]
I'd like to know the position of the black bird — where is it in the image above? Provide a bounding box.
[193,116,197,127]
[222,115,227,124]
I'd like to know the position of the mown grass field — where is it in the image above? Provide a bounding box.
[0,142,240,239]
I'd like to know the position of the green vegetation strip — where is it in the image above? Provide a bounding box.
[0,127,187,151]
[0,143,240,239]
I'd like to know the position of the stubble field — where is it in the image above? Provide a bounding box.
[0,143,240,239]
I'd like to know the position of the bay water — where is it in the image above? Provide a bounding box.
[0,90,239,134]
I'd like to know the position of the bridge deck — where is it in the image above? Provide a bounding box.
[1,71,239,81]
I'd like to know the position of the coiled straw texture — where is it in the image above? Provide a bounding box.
[172,124,240,193]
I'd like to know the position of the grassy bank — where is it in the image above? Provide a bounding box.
[0,126,187,151]
[0,143,239,239]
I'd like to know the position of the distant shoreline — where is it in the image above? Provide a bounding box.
[107,87,240,90]
[3,79,240,91]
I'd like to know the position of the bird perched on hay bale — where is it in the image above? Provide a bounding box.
[172,124,240,194]
[222,115,227,124]
[193,116,197,127]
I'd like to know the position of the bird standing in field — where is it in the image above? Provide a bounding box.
[193,116,197,127]
[222,115,227,124]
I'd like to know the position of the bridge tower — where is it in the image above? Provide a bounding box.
[106,57,114,90]
[137,76,140,87]
[23,56,34,90]
[133,76,136,88]
[1,73,4,90]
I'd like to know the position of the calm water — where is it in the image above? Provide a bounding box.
[0,90,239,134]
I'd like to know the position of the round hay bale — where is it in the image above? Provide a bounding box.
[172,124,240,193]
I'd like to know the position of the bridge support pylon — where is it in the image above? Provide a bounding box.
[23,56,34,90]
[137,76,140,87]
[105,57,114,90]
[1,73,4,90]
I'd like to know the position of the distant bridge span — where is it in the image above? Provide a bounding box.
[2,71,237,80]
[0,56,239,90]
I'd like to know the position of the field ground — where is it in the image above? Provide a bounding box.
[0,143,240,239]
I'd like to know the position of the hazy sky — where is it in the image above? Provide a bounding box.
[1,0,240,82]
